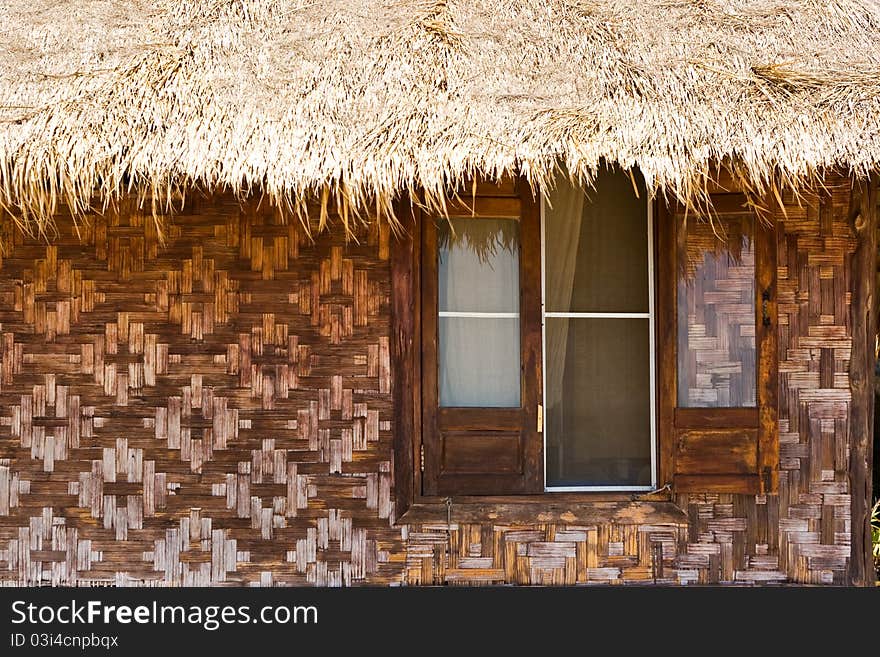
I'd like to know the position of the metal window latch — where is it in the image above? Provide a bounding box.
[761,289,771,327]
[537,404,543,433]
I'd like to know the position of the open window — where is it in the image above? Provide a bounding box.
[656,195,779,494]
[420,183,542,495]
[419,170,655,496]
[542,170,654,491]
[393,169,779,507]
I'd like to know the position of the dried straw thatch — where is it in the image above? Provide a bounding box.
[2,0,880,233]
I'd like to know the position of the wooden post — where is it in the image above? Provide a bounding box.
[390,200,418,519]
[848,174,878,586]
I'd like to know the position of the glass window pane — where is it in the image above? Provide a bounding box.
[438,217,519,314]
[545,317,651,487]
[544,169,648,313]
[438,217,521,407]
[677,213,756,407]
[439,317,520,407]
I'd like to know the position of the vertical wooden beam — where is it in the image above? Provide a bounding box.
[848,174,878,586]
[756,206,779,493]
[420,205,439,495]
[390,200,419,518]
[654,199,676,488]
[517,176,544,493]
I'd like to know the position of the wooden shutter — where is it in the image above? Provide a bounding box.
[657,194,779,494]
[421,179,543,495]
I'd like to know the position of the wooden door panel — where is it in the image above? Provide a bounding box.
[421,177,542,496]
[437,407,525,431]
[674,429,758,475]
[659,194,779,494]
[441,432,523,474]
[674,407,758,429]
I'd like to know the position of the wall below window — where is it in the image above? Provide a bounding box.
[0,177,858,585]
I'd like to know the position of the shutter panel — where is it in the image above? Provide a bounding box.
[658,195,779,494]
[421,178,543,495]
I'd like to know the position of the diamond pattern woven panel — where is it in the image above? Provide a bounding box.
[0,194,404,585]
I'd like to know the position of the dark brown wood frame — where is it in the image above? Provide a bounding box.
[392,182,674,520]
[418,178,542,495]
[392,179,780,520]
[655,197,779,494]
[390,200,421,518]
[847,175,878,586]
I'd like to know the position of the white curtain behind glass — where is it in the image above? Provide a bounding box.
[543,169,652,487]
[543,184,584,474]
[438,218,521,407]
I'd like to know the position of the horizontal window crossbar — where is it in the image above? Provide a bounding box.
[544,486,655,493]
[543,312,650,318]
[438,311,520,318]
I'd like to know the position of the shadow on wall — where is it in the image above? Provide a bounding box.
[874,357,880,503]
[873,356,880,579]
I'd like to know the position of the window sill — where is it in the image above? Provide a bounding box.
[395,495,687,527]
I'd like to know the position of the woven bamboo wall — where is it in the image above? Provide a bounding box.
[0,194,405,585]
[0,177,859,585]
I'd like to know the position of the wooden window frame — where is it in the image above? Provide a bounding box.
[655,196,779,494]
[419,181,543,496]
[392,177,672,520]
[391,177,778,521]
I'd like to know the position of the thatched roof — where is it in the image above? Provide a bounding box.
[2,0,880,231]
